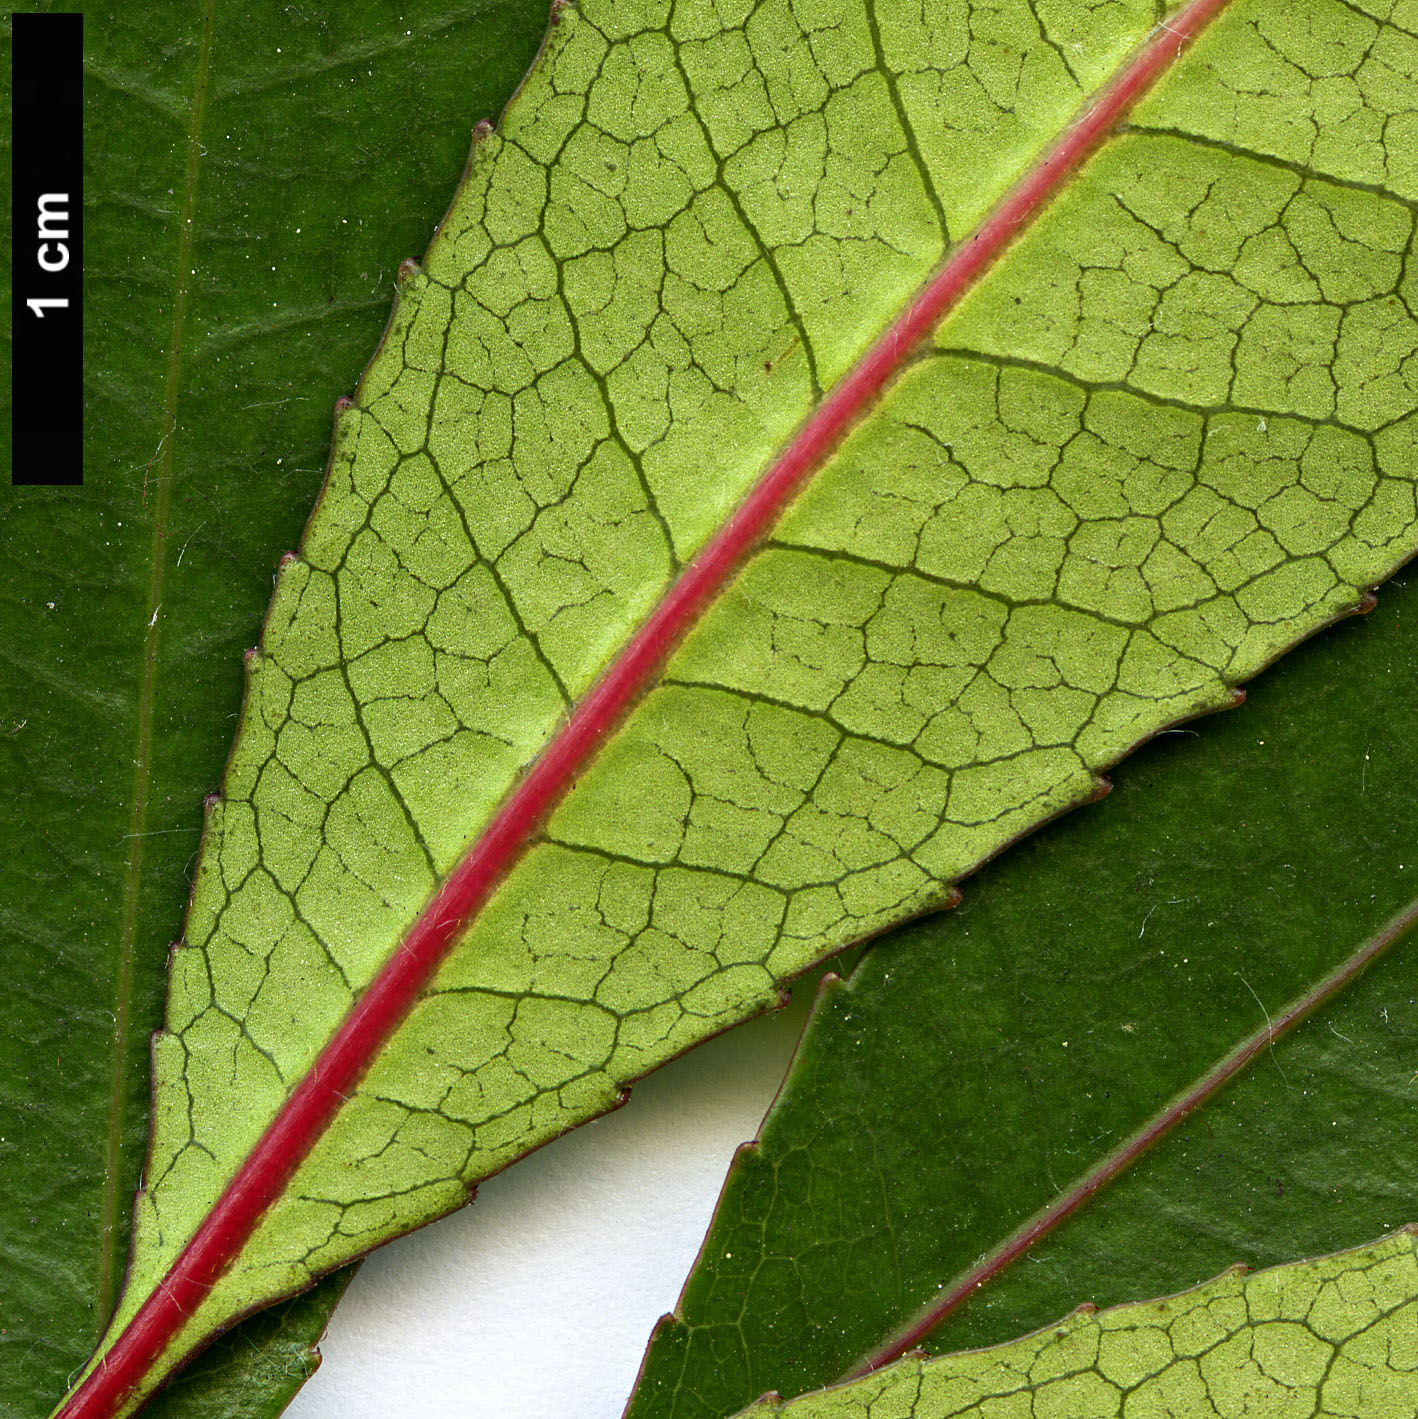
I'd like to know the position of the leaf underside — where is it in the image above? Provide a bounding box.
[0,2,546,1415]
[625,560,1418,1419]
[61,0,1418,1412]
[736,1231,1418,1419]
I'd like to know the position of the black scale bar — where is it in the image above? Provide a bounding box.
[11,11,82,485]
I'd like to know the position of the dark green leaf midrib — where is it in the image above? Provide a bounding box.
[852,888,1418,1376]
[98,0,217,1327]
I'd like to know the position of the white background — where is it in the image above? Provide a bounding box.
[286,982,818,1418]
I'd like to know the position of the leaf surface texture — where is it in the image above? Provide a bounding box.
[735,1232,1418,1419]
[626,562,1418,1419]
[0,2,547,1415]
[56,0,1418,1411]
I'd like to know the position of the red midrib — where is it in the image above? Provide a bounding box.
[60,4,1231,1413]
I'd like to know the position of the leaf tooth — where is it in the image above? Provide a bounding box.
[731,1139,762,1168]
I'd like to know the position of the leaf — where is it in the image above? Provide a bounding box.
[0,2,549,1414]
[36,0,1418,1414]
[624,560,1418,1419]
[732,1230,1418,1419]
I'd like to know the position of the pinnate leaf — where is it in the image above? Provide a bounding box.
[53,0,1418,1412]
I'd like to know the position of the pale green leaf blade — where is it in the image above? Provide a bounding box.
[735,1231,1418,1419]
[624,564,1418,1419]
[0,1,546,1414]
[55,0,1418,1412]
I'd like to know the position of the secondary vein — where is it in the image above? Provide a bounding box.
[62,1,1235,1411]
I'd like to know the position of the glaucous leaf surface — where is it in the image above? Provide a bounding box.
[45,0,1418,1411]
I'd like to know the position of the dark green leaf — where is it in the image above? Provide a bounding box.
[0,3,547,1413]
[626,565,1418,1419]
